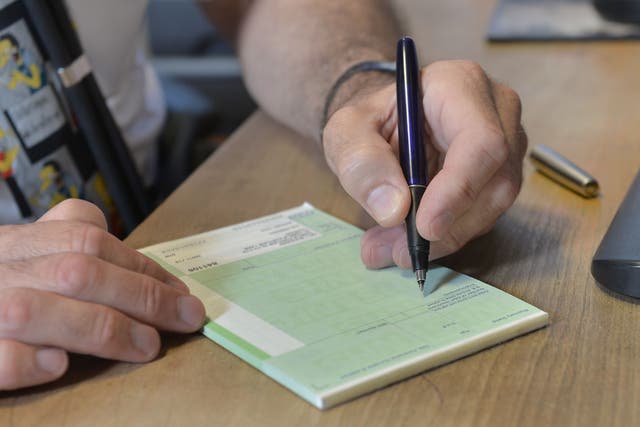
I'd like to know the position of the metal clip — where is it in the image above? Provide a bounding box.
[57,54,92,88]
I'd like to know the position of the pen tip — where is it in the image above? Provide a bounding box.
[418,280,425,291]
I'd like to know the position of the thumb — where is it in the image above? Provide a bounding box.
[323,98,409,227]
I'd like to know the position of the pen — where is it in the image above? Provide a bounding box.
[396,36,430,292]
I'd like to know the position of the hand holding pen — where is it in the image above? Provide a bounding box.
[322,40,526,273]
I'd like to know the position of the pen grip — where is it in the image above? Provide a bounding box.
[406,185,430,271]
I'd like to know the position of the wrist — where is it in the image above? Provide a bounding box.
[329,70,395,114]
[321,61,396,142]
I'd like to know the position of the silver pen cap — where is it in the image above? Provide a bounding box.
[529,145,599,198]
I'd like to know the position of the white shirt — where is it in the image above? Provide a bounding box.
[67,0,163,186]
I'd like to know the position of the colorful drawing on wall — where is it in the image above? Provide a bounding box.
[0,118,30,216]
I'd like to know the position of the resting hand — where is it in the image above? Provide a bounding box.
[322,60,527,269]
[0,199,205,390]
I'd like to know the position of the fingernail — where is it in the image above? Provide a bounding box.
[178,295,205,329]
[36,348,67,375]
[366,185,404,224]
[430,211,455,240]
[130,324,159,358]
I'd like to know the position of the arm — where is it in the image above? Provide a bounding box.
[201,0,399,140]
[205,1,527,266]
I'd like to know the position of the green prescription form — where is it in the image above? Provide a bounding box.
[141,203,548,409]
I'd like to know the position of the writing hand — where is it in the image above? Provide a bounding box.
[0,199,205,390]
[322,60,526,268]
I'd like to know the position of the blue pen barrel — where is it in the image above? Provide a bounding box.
[396,37,427,186]
[396,36,430,288]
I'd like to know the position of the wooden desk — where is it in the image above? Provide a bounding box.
[3,0,640,425]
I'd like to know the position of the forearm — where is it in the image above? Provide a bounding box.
[203,0,401,142]
[201,2,527,269]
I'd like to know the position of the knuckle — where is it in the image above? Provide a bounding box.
[500,85,522,115]
[52,198,84,211]
[424,60,473,79]
[54,253,97,297]
[138,280,163,320]
[424,60,486,86]
[72,224,109,257]
[441,230,467,255]
[422,65,450,97]
[480,126,509,164]
[91,307,121,350]
[136,254,157,278]
[335,147,391,204]
[335,143,375,180]
[55,199,108,228]
[0,289,31,336]
[491,176,520,214]
[424,61,487,105]
[453,177,479,207]
[455,60,486,79]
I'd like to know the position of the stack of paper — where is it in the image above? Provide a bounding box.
[142,204,548,409]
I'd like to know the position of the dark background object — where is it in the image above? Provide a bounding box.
[146,1,256,200]
[488,0,640,42]
[24,0,150,233]
[592,170,640,299]
[593,0,640,24]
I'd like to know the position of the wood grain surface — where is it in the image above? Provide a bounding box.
[2,1,640,426]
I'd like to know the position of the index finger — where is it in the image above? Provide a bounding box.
[0,221,187,292]
[417,61,513,240]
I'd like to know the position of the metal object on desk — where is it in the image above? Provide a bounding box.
[529,144,600,198]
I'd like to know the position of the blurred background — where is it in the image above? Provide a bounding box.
[146,0,256,198]
[147,0,640,199]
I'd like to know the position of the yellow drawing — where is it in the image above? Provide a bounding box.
[7,62,42,90]
[0,38,14,68]
[39,160,79,208]
[90,173,124,237]
[0,34,43,91]
[0,127,20,178]
[92,173,116,212]
[0,144,19,177]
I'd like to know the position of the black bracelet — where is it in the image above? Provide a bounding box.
[321,60,396,142]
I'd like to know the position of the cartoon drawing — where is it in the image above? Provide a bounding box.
[91,173,124,236]
[0,33,44,93]
[0,127,18,174]
[38,159,81,208]
[0,124,31,216]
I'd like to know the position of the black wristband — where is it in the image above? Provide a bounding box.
[321,60,396,142]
